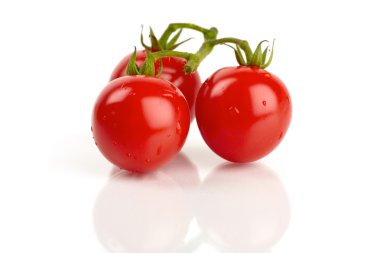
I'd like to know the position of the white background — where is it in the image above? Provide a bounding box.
[1,0,380,252]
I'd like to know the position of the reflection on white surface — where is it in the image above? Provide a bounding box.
[93,158,290,253]
[194,163,290,253]
[93,154,199,253]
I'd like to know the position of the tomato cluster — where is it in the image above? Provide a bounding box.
[92,23,292,173]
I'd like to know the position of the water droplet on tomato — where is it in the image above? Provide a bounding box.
[162,93,174,99]
[262,101,267,106]
[113,141,118,146]
[167,133,172,138]
[176,122,181,135]
[228,106,240,114]
[279,132,283,139]
[102,115,107,121]
[111,111,116,116]
[145,159,151,164]
[126,152,132,158]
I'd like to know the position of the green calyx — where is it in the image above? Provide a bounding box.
[225,39,275,69]
[140,26,194,51]
[140,23,218,51]
[250,39,275,68]
[125,49,193,77]
[125,48,157,77]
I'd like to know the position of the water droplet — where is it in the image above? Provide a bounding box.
[102,115,107,121]
[95,142,98,146]
[262,101,267,106]
[279,132,283,139]
[229,106,240,114]
[111,111,116,116]
[167,133,172,138]
[126,152,132,158]
[144,158,151,164]
[265,73,271,78]
[91,126,93,132]
[176,122,181,135]
[113,141,118,146]
[162,93,174,99]
[130,92,136,96]
[156,146,162,155]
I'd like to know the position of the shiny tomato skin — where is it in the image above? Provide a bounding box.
[110,50,201,121]
[92,76,190,173]
[195,66,292,163]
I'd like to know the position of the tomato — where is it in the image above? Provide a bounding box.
[195,66,292,162]
[110,50,201,120]
[92,76,190,173]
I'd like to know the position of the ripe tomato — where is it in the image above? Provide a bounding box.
[92,76,190,173]
[195,66,292,162]
[110,50,201,120]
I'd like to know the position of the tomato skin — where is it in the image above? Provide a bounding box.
[92,76,190,173]
[195,66,292,163]
[110,50,201,121]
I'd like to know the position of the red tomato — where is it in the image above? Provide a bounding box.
[92,76,190,173]
[195,66,292,162]
[110,50,201,120]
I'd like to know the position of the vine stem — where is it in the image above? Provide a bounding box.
[208,38,253,61]
[184,38,254,73]
[141,37,258,75]
[158,23,218,49]
[133,23,274,76]
[150,50,192,61]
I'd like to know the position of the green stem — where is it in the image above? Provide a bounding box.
[208,38,253,61]
[138,37,269,76]
[150,50,193,61]
[184,42,214,74]
[159,23,218,49]
[184,37,253,73]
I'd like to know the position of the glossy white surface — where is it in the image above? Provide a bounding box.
[1,0,380,252]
